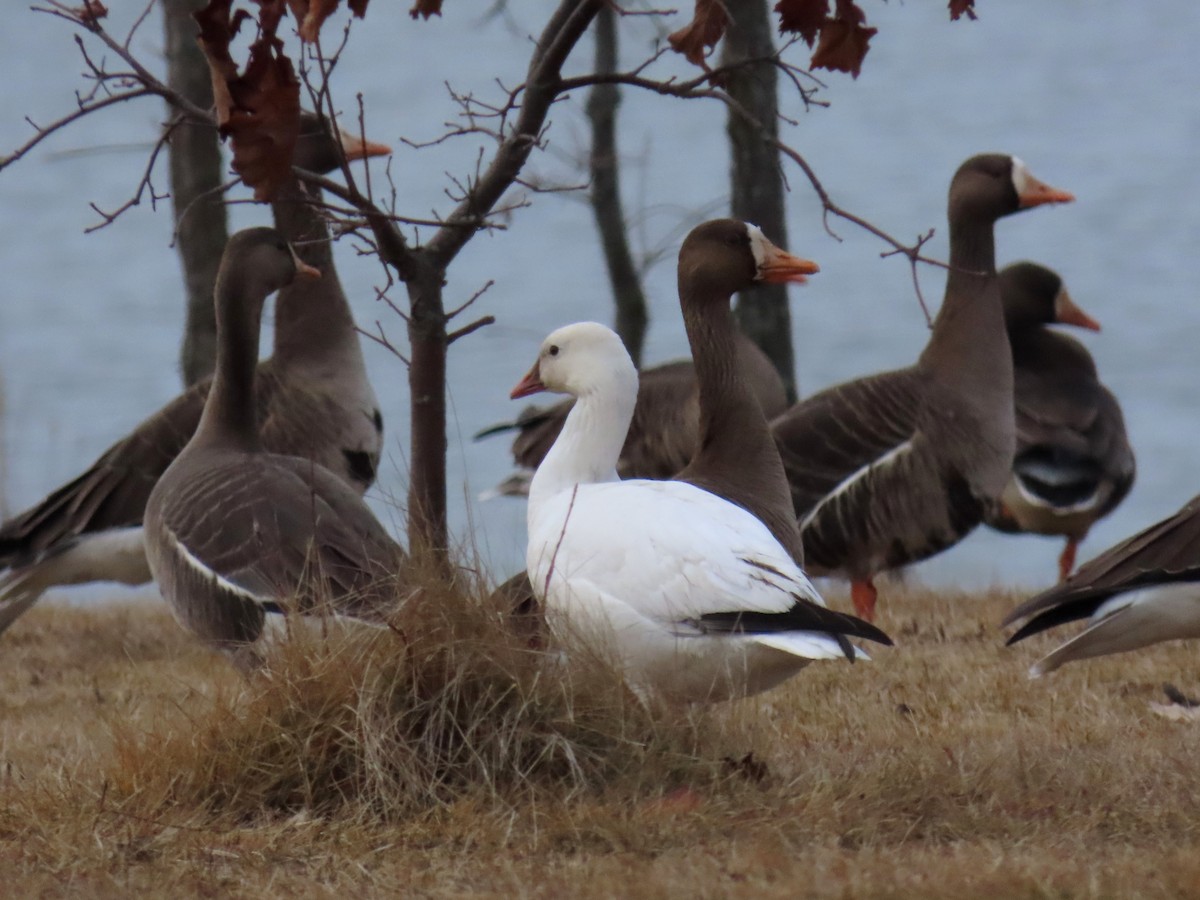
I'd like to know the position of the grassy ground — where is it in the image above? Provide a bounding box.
[2,584,1200,898]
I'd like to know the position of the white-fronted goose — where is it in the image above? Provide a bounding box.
[0,115,389,634]
[145,228,405,670]
[518,322,890,702]
[771,154,1074,621]
[672,218,817,565]
[476,330,788,497]
[1003,495,1200,677]
[985,262,1135,581]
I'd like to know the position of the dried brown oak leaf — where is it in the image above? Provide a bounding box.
[71,0,108,20]
[285,0,370,43]
[409,0,442,20]
[809,0,876,79]
[775,0,827,46]
[195,0,301,202]
[949,0,977,21]
[668,0,730,68]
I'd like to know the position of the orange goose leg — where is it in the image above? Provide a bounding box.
[851,579,878,622]
[1058,538,1079,583]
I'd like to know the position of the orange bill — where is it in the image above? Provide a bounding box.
[339,128,392,162]
[1054,288,1100,331]
[289,247,322,281]
[1016,169,1075,209]
[510,361,545,399]
[758,240,820,285]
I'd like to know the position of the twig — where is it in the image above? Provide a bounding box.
[447,315,496,344]
[170,174,242,247]
[85,122,176,232]
[514,176,588,195]
[446,280,495,320]
[359,322,410,366]
[295,170,504,232]
[1,89,151,171]
[543,485,580,599]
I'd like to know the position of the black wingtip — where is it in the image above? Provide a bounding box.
[834,609,893,647]
[1003,593,1107,646]
[855,618,894,647]
[835,633,855,662]
[1008,614,1065,648]
[473,420,519,441]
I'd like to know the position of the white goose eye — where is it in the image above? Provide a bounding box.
[547,344,560,357]
[1010,156,1030,196]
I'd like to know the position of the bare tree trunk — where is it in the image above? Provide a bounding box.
[406,265,449,564]
[722,0,796,401]
[164,0,229,387]
[585,3,647,366]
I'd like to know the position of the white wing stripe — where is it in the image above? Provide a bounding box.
[163,525,267,606]
[800,438,914,531]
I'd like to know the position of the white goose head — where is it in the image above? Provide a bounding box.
[511,322,637,402]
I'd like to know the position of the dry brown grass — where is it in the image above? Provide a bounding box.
[3,582,1200,898]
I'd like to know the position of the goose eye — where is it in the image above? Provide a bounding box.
[548,345,560,357]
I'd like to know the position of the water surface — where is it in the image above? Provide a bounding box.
[1,2,1197,600]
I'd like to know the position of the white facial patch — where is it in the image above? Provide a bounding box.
[1010,156,1030,197]
[746,223,768,275]
[1052,286,1069,321]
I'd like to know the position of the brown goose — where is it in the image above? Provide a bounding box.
[985,262,1135,581]
[0,115,390,633]
[475,330,788,497]
[771,154,1074,621]
[672,219,814,564]
[1002,495,1200,677]
[144,228,405,670]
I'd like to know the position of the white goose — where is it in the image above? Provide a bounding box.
[517,322,891,703]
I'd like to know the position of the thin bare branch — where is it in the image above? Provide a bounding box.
[169,175,241,248]
[1,89,151,171]
[124,0,156,51]
[294,169,507,233]
[446,280,495,320]
[84,122,175,232]
[447,315,496,344]
[514,175,588,195]
[358,322,410,366]
[37,1,210,121]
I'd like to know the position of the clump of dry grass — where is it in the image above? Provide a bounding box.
[104,569,729,825]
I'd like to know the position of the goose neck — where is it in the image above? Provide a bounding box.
[195,268,265,451]
[270,179,359,366]
[528,374,636,511]
[918,215,1007,383]
[682,294,764,450]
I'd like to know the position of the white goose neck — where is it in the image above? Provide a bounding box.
[528,370,637,512]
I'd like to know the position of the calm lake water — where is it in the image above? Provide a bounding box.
[1,1,1198,602]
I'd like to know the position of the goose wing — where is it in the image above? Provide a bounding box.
[528,479,889,648]
[0,381,212,567]
[156,454,403,620]
[1004,494,1200,641]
